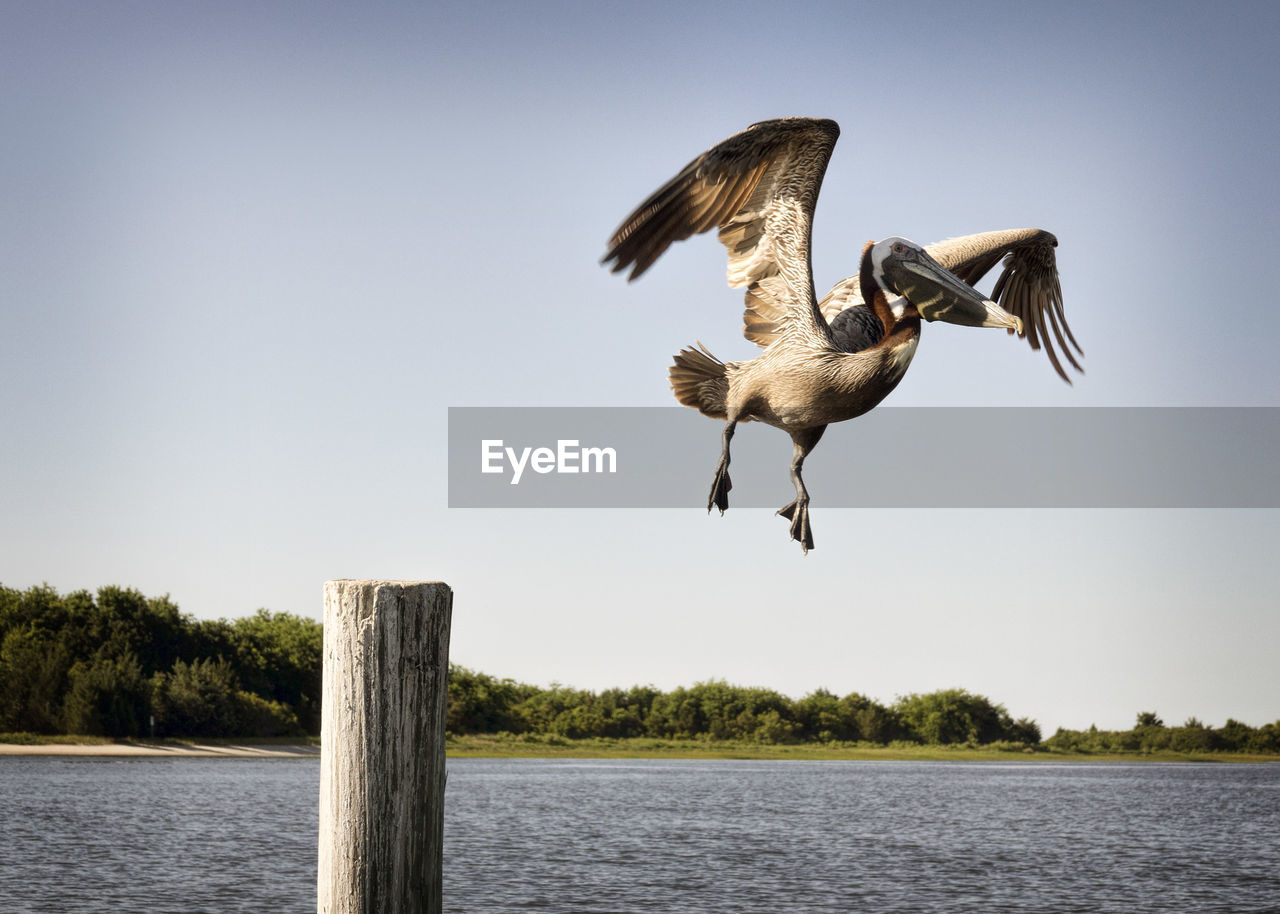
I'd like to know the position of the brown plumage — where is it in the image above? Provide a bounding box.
[603,118,1082,553]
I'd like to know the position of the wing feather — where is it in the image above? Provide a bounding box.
[816,228,1083,382]
[603,118,841,344]
[979,230,1083,383]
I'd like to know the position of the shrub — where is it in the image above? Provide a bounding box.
[151,658,241,737]
[894,689,1025,745]
[61,653,149,737]
[234,690,304,737]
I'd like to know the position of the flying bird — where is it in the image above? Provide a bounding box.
[602,117,1082,553]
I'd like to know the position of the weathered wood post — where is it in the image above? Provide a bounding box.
[319,580,452,914]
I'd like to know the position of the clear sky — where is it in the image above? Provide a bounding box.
[3,1,1277,733]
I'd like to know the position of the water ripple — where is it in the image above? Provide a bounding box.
[1,757,1277,913]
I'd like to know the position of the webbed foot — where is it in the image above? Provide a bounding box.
[776,499,814,554]
[708,460,732,514]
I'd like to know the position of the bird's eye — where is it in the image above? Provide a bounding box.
[892,242,905,254]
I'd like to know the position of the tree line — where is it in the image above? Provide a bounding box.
[4,583,1278,752]
[447,665,1043,746]
[1,583,321,738]
[447,669,1280,752]
[1046,711,1280,755]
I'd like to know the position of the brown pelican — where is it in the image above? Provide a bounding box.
[602,117,1082,553]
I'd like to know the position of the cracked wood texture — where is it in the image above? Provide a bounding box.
[319,580,452,914]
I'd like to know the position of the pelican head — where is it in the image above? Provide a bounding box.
[869,237,1023,333]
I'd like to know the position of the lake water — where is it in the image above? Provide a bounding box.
[1,757,1277,912]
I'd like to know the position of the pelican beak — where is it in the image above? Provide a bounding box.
[895,252,1023,333]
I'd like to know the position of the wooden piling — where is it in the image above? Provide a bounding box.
[318,580,452,914]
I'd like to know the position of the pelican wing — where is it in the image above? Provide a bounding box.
[814,228,1083,382]
[603,118,841,345]
[751,279,881,352]
[928,229,1083,383]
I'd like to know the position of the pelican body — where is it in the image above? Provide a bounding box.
[602,118,1082,552]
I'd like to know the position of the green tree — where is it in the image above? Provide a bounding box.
[234,690,304,738]
[548,703,609,739]
[0,584,20,636]
[1133,711,1170,752]
[795,688,849,741]
[838,693,903,743]
[514,685,601,735]
[151,658,241,737]
[188,617,237,667]
[92,587,187,676]
[683,680,796,741]
[894,689,1026,745]
[447,665,538,733]
[594,686,653,738]
[1168,719,1215,752]
[227,610,323,734]
[1246,721,1280,754]
[0,627,72,733]
[754,709,800,744]
[1215,718,1255,751]
[645,685,705,738]
[61,653,149,737]
[1007,716,1043,746]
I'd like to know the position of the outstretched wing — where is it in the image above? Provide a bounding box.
[603,118,841,345]
[813,228,1083,382]
[745,271,863,350]
[929,229,1082,383]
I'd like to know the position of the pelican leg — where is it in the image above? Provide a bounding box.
[708,419,736,514]
[776,426,826,554]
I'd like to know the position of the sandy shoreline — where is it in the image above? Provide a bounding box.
[0,741,320,758]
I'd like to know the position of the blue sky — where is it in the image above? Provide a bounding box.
[2,1,1278,732]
